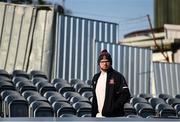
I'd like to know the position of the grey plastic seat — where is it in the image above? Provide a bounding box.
[166,98,180,107]
[12,70,29,79]
[84,80,92,86]
[148,97,166,109]
[130,97,148,106]
[12,76,29,85]
[156,103,176,117]
[4,94,28,117]
[175,94,180,99]
[27,95,48,104]
[52,78,68,84]
[15,80,37,93]
[30,70,48,79]
[0,76,11,82]
[69,79,84,87]
[63,91,81,101]
[52,101,76,117]
[81,91,93,100]
[29,101,54,117]
[158,93,173,101]
[73,82,92,94]
[43,91,61,99]
[137,93,153,100]
[70,96,91,104]
[36,81,56,95]
[0,80,15,93]
[22,90,41,99]
[72,101,91,117]
[134,102,155,118]
[54,82,75,94]
[0,69,11,78]
[31,77,49,86]
[48,95,68,105]
[174,104,180,117]
[124,102,136,116]
[0,90,20,117]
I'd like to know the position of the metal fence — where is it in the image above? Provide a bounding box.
[54,14,119,81]
[95,41,153,96]
[153,62,180,97]
[0,3,54,78]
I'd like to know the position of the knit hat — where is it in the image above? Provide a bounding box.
[97,49,112,65]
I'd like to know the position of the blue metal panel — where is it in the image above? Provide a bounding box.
[153,62,180,96]
[55,15,118,81]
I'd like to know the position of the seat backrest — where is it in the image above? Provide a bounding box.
[130,97,148,106]
[158,94,173,101]
[148,97,166,109]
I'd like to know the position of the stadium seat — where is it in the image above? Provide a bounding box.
[0,69,11,78]
[137,93,153,100]
[26,95,48,104]
[29,101,54,117]
[43,91,61,99]
[63,91,81,101]
[36,81,56,95]
[81,91,93,100]
[166,98,180,107]
[84,80,92,86]
[175,94,180,99]
[30,70,48,79]
[156,103,176,117]
[22,90,41,99]
[73,82,92,94]
[15,80,37,93]
[148,97,166,109]
[130,97,148,106]
[4,94,28,117]
[72,101,91,117]
[31,77,49,86]
[124,102,137,116]
[0,80,15,93]
[52,101,76,117]
[69,96,91,104]
[54,82,75,94]
[0,76,11,82]
[174,104,180,117]
[69,79,84,87]
[51,78,68,84]
[0,90,19,117]
[12,70,29,79]
[158,93,173,101]
[48,94,68,105]
[12,76,29,85]
[134,102,155,118]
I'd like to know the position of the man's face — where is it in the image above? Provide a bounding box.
[99,59,111,72]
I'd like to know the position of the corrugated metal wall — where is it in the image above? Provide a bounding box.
[54,14,119,81]
[95,41,153,96]
[0,3,54,77]
[153,62,180,97]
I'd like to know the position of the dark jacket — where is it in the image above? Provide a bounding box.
[91,67,131,117]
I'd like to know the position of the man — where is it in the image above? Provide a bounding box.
[91,49,131,117]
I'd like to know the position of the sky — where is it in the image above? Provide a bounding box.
[52,0,154,39]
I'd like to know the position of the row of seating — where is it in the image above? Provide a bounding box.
[124,94,180,118]
[1,69,180,118]
[0,69,92,117]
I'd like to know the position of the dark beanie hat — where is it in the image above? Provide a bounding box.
[98,49,112,65]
